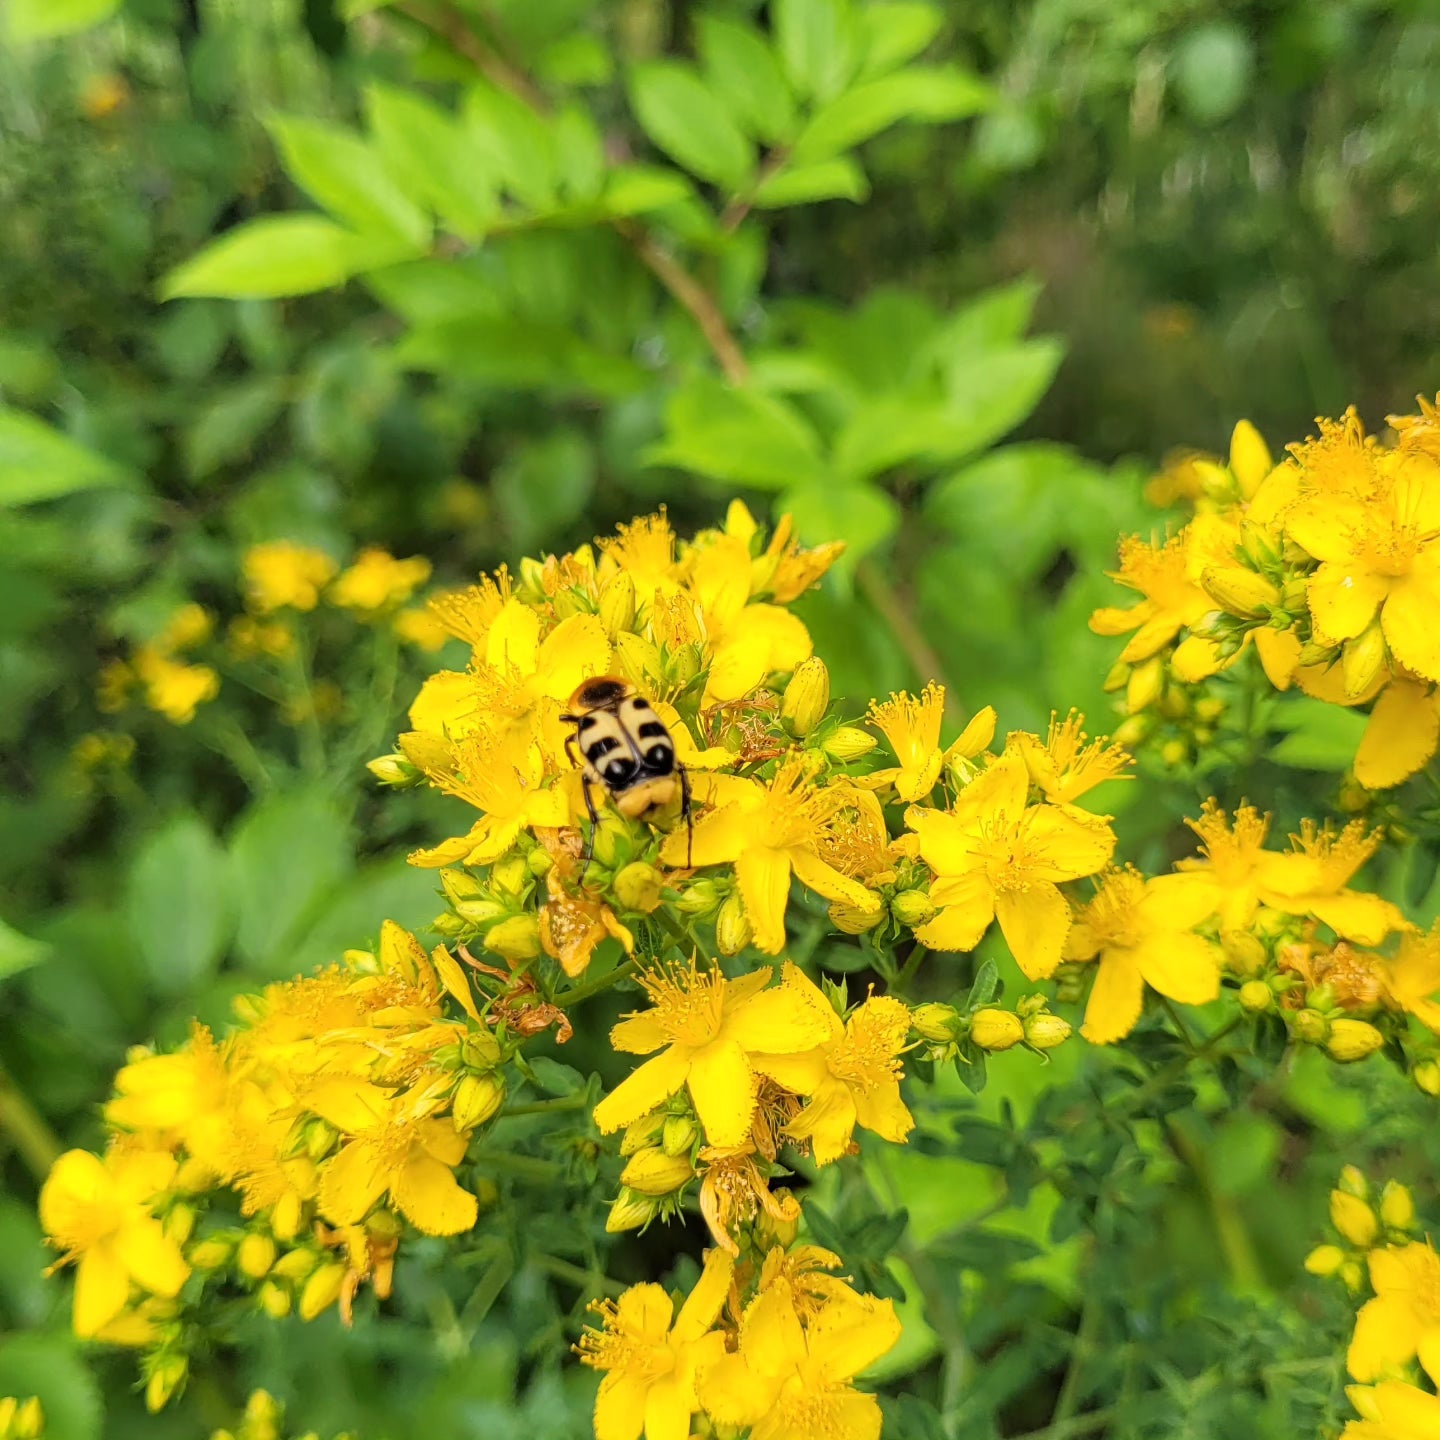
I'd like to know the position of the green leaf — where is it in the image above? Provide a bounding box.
[266,115,431,247]
[1269,696,1368,770]
[781,479,898,570]
[628,62,755,191]
[465,83,560,212]
[0,1336,100,1440]
[160,216,359,300]
[365,83,496,240]
[183,377,288,481]
[0,916,49,979]
[495,430,596,550]
[340,0,394,14]
[696,14,798,145]
[773,0,860,101]
[603,166,695,216]
[529,1057,584,1095]
[927,277,1043,360]
[932,338,1064,462]
[126,815,233,997]
[858,2,943,77]
[754,157,869,207]
[646,378,826,488]
[0,409,125,505]
[5,0,118,42]
[230,789,353,975]
[793,65,994,162]
[553,103,608,202]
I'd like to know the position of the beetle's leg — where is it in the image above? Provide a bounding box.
[677,761,693,868]
[580,778,602,873]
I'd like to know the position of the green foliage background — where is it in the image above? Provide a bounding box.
[1,0,1438,1436]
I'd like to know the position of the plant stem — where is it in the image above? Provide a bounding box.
[394,1,545,109]
[893,943,928,995]
[0,1063,62,1178]
[558,957,640,1008]
[856,560,963,723]
[503,1094,589,1118]
[1010,1408,1115,1440]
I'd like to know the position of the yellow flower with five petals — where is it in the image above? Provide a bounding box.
[1348,1242,1440,1382]
[861,684,996,801]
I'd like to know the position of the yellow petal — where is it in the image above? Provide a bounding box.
[1383,570,1440,683]
[790,847,882,912]
[643,1376,694,1440]
[535,614,611,700]
[662,800,752,867]
[593,1048,691,1134]
[1081,949,1144,1045]
[1348,1295,1417,1382]
[906,808,974,876]
[392,1153,478,1236]
[1136,873,1218,931]
[1022,806,1116,882]
[407,671,476,736]
[957,750,1029,822]
[432,947,482,1024]
[485,599,541,674]
[787,1081,859,1165]
[852,1079,915,1146]
[1118,613,1183,663]
[1309,892,1410,946]
[39,1149,109,1236]
[696,1353,773,1428]
[808,1294,903,1382]
[1229,419,1273,496]
[1308,563,1387,643]
[674,1248,735,1342]
[317,1140,388,1226]
[943,705,998,762]
[1171,634,1227,683]
[735,846,793,954]
[116,1217,190,1297]
[705,606,813,705]
[1355,679,1440,790]
[609,1012,670,1055]
[594,1371,649,1440]
[995,883,1071,980]
[687,1040,756,1148]
[1133,931,1220,1006]
[915,873,995,952]
[73,1243,132,1338]
[1089,604,1144,637]
[740,1284,806,1372]
[726,981,834,1056]
[1253,627,1302,690]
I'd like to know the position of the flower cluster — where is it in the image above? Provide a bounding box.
[1093,399,1440,791]
[0,1398,42,1440]
[578,1243,901,1440]
[39,922,509,1407]
[212,1389,356,1440]
[1306,1169,1439,1438]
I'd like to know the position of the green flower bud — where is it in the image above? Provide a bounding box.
[491,856,529,897]
[614,861,665,914]
[441,867,484,904]
[675,879,721,916]
[1291,1008,1329,1045]
[484,914,541,962]
[605,1188,657,1234]
[461,1030,502,1069]
[716,894,753,955]
[1023,1012,1071,1050]
[1379,1181,1416,1233]
[781,657,830,738]
[890,890,935,927]
[969,1009,1024,1052]
[911,1003,961,1043]
[454,898,507,926]
[366,753,421,787]
[1238,980,1273,1014]
[188,1235,234,1271]
[1326,1018,1384,1063]
[828,899,885,935]
[1200,565,1280,618]
[145,1355,188,1413]
[163,1203,196,1247]
[620,1146,694,1197]
[620,1113,667,1157]
[300,1263,348,1322]
[662,1115,700,1157]
[1342,622,1388,700]
[453,1072,506,1131]
[821,727,878,762]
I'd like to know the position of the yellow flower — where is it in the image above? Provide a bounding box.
[1007,711,1132,806]
[592,961,832,1147]
[310,1081,478,1236]
[0,1396,44,1439]
[242,541,337,614]
[1343,1380,1440,1440]
[1066,868,1220,1044]
[757,964,914,1164]
[1383,927,1440,1033]
[39,1147,191,1338]
[132,647,219,724]
[905,751,1116,979]
[105,1026,233,1174]
[155,602,213,652]
[1089,532,1212,662]
[599,512,682,606]
[697,1275,901,1440]
[660,759,882,953]
[577,1247,733,1440]
[1349,1242,1440,1381]
[1146,419,1274,509]
[329,548,432,617]
[1355,675,1440,790]
[393,605,451,653]
[861,685,996,800]
[401,729,570,867]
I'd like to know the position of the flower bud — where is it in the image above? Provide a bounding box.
[592,815,632,869]
[821,727,878,762]
[188,1235,234,1271]
[662,1114,700,1157]
[781,657,830,737]
[1291,1008,1329,1045]
[1110,715,1149,748]
[145,1355,188,1413]
[675,879,721,916]
[527,846,553,877]
[1279,577,1309,613]
[13,1398,43,1440]
[716,894,753,955]
[484,914,541,962]
[1297,637,1339,667]
[1304,1243,1345,1277]
[517,556,548,601]
[461,1029,502,1069]
[1201,565,1280,618]
[1222,930,1267,977]
[1159,737,1189,768]
[1326,1018,1384,1063]
[238,1232,277,1280]
[1126,657,1165,714]
[614,861,665,914]
[1023,1012,1071,1050]
[271,1248,317,1282]
[303,1119,338,1162]
[1330,1189,1379,1249]
[175,1156,218,1192]
[258,1279,292,1319]
[911,1003,961,1043]
[605,1188,657,1234]
[969,1009,1024,1052]
[300,1263,348,1321]
[828,899,885,934]
[1341,623,1388,700]
[491,856,529,897]
[366,753,421,787]
[890,890,935,927]
[599,573,637,638]
[1379,1181,1415,1233]
[1414,1059,1440,1096]
[1194,696,1225,723]
[164,1203,196,1247]
[620,1113,667,1156]
[1238,980,1273,1014]
[454,898,507,927]
[620,1146,694,1197]
[1338,1165,1368,1198]
[754,1189,801,1250]
[433,911,469,937]
[1340,1259,1365,1294]
[441,867,484,904]
[453,1073,506,1131]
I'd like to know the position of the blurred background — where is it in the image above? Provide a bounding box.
[2,0,1438,1435]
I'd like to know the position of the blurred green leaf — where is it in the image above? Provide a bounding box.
[782,479,898,569]
[5,0,118,42]
[1173,21,1254,125]
[553,104,608,202]
[1269,697,1367,770]
[126,815,233,997]
[495,431,595,550]
[755,157,869,207]
[696,14,798,145]
[603,166,695,217]
[629,63,755,191]
[0,1336,100,1440]
[0,410,126,506]
[465,83,561,212]
[774,0,859,101]
[0,1198,50,1325]
[184,377,288,481]
[934,338,1065,462]
[160,217,359,300]
[793,66,994,162]
[0,917,49,980]
[857,2,942,77]
[230,790,353,975]
[647,378,826,488]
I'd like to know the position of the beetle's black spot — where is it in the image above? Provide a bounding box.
[644,743,673,769]
[578,714,598,731]
[585,735,620,760]
[604,756,638,786]
[636,721,667,739]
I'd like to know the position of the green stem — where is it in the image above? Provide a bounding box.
[558,958,640,1009]
[1010,1408,1115,1440]
[892,943,928,996]
[0,1063,62,1178]
[535,1254,623,1296]
[1166,1117,1264,1290]
[283,641,326,777]
[477,1152,563,1182]
[1050,1279,1102,1426]
[503,1095,589,1118]
[856,561,963,724]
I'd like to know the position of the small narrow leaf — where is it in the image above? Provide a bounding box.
[160,216,357,300]
[0,410,125,505]
[628,62,755,191]
[754,157,868,208]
